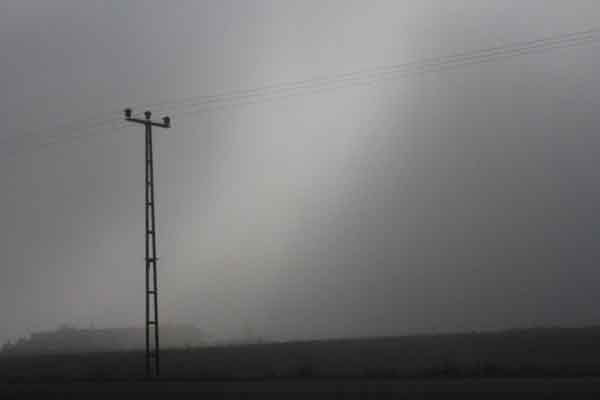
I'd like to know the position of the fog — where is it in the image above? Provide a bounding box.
[2,1,600,344]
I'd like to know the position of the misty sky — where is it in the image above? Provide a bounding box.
[2,1,600,344]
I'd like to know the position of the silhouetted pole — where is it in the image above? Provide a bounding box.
[124,108,171,379]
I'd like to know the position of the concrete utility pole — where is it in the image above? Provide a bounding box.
[124,108,171,379]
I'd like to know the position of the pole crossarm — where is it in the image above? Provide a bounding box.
[124,108,171,128]
[125,117,171,128]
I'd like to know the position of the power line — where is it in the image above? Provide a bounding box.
[2,27,599,159]
[0,110,126,149]
[172,32,600,118]
[148,28,600,114]
[0,120,128,160]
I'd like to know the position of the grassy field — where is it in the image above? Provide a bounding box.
[2,327,600,383]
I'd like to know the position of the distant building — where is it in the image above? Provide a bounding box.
[1,324,206,355]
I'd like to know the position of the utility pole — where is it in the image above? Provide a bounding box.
[124,108,171,379]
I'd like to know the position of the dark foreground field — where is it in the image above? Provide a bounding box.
[3,327,600,397]
[4,327,600,381]
[4,379,600,399]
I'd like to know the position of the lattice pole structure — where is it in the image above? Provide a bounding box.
[124,108,171,379]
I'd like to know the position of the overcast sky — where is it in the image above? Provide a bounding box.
[2,1,600,344]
